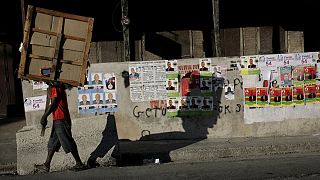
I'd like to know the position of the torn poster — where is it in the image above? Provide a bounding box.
[281,87,293,106]
[256,87,269,107]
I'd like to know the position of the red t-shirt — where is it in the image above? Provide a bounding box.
[51,87,71,121]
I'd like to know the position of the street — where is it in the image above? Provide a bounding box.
[2,153,320,180]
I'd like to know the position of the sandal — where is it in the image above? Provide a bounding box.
[69,163,87,172]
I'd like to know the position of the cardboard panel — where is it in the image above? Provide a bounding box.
[34,13,53,31]
[51,16,60,33]
[30,45,55,58]
[30,32,50,46]
[59,63,81,82]
[29,58,52,76]
[61,49,83,61]
[243,27,258,55]
[64,19,88,38]
[62,39,85,51]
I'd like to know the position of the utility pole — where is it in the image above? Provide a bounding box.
[121,0,130,62]
[211,0,221,57]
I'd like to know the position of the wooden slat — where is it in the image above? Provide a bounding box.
[35,7,90,22]
[32,28,86,42]
[29,54,83,66]
[50,17,63,81]
[23,74,80,87]
[18,5,34,78]
[79,18,94,85]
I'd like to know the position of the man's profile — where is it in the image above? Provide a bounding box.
[200,61,208,71]
[92,74,102,85]
[248,58,257,68]
[106,93,116,104]
[93,94,103,104]
[129,68,140,80]
[167,100,176,109]
[80,94,89,105]
[166,80,175,90]
[166,61,174,71]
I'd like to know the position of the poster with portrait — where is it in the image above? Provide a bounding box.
[316,85,320,102]
[92,93,104,105]
[24,95,47,112]
[128,62,142,82]
[200,97,213,111]
[281,87,293,106]
[165,60,178,73]
[256,87,269,107]
[296,52,317,66]
[269,88,282,107]
[269,67,280,88]
[167,97,178,117]
[166,78,179,97]
[200,76,212,96]
[78,93,95,114]
[259,54,278,68]
[316,63,320,83]
[211,65,223,78]
[280,67,292,87]
[240,56,260,75]
[304,66,316,84]
[90,73,103,86]
[188,96,201,110]
[225,84,235,100]
[292,66,305,86]
[244,88,256,107]
[180,70,200,96]
[293,86,305,105]
[199,58,211,72]
[259,67,271,87]
[304,85,316,104]
[178,97,189,111]
[104,73,116,91]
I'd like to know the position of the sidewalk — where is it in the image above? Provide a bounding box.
[117,134,320,165]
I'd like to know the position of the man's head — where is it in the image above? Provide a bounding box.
[82,94,88,102]
[284,74,289,81]
[213,67,217,73]
[131,68,135,73]
[203,99,207,105]
[168,80,172,87]
[227,86,232,93]
[108,93,113,100]
[249,58,254,65]
[181,99,185,105]
[202,81,207,87]
[168,100,173,106]
[94,74,99,81]
[95,94,101,101]
[201,61,205,67]
[191,98,196,105]
[167,62,172,68]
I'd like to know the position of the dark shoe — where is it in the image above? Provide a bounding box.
[34,164,50,173]
[69,163,86,172]
[87,159,100,169]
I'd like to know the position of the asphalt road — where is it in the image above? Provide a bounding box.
[2,153,320,180]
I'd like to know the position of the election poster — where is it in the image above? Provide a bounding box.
[316,85,320,102]
[199,58,211,72]
[292,66,305,86]
[304,85,316,104]
[304,66,316,84]
[225,84,235,100]
[32,81,48,90]
[269,88,282,107]
[256,87,269,107]
[167,97,179,117]
[281,87,293,106]
[293,86,305,105]
[24,95,47,112]
[280,67,292,87]
[244,88,256,107]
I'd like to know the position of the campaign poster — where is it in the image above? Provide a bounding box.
[241,56,258,69]
[211,65,223,78]
[90,73,103,86]
[269,88,282,107]
[178,97,189,111]
[104,73,116,91]
[259,67,271,87]
[129,85,143,102]
[24,95,47,112]
[280,67,292,87]
[143,82,156,101]
[316,63,320,83]
[166,78,179,97]
[200,76,213,96]
[281,87,293,106]
[256,87,269,107]
[165,60,178,74]
[269,67,280,88]
[32,81,48,90]
[293,86,305,105]
[258,54,278,68]
[304,66,316,84]
[225,84,235,100]
[292,66,305,86]
[244,88,257,107]
[128,63,142,82]
[297,52,317,66]
[188,96,201,110]
[316,85,320,102]
[200,97,213,111]
[304,85,316,104]
[167,97,179,117]
[180,71,200,96]
[281,54,295,67]
[78,93,95,114]
[199,58,211,72]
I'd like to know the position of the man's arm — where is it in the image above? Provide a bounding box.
[40,97,59,126]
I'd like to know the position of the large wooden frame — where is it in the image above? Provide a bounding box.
[18,5,94,87]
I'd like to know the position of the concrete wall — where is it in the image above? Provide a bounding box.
[17,57,320,175]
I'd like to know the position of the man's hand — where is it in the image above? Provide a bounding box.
[40,116,48,127]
